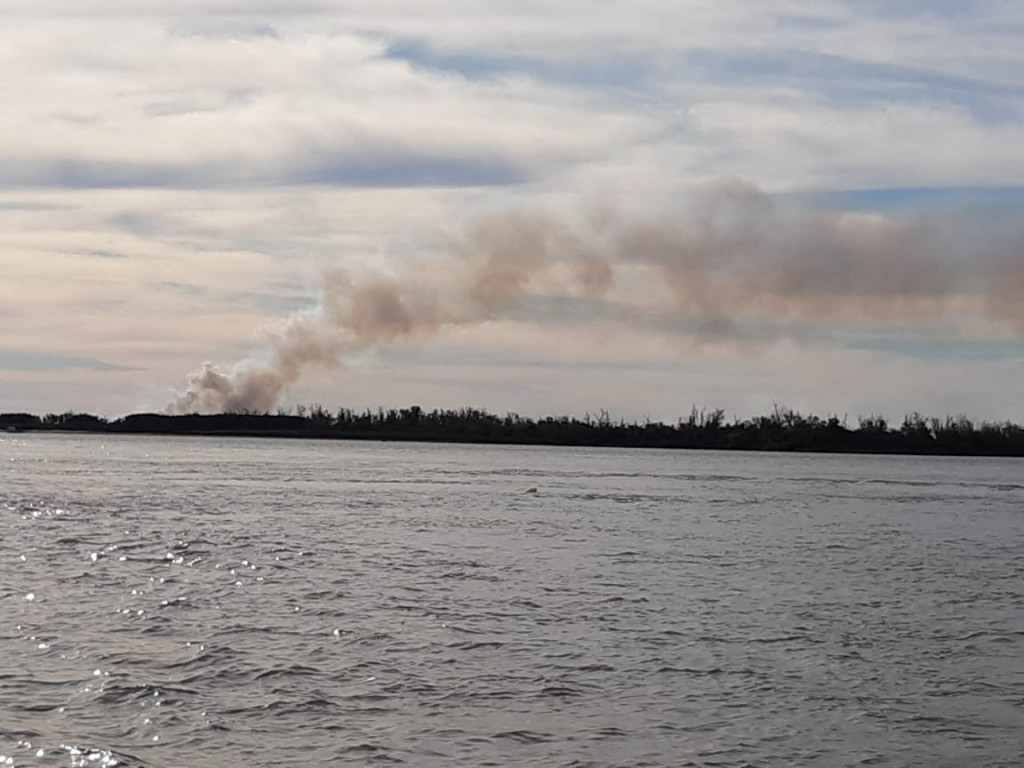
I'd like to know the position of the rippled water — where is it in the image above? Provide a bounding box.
[1,434,1022,767]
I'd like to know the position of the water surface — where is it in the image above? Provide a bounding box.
[2,434,1022,766]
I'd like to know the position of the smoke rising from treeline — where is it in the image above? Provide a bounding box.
[168,179,1024,415]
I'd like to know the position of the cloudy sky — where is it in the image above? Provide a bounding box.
[2,1,1023,423]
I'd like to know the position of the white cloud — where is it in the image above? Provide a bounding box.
[688,99,1024,189]
[0,20,653,188]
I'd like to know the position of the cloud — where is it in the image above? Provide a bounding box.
[4,3,1023,193]
[0,21,650,190]
[0,350,135,372]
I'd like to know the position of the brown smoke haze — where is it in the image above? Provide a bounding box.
[168,179,1024,414]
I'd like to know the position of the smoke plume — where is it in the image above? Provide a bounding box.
[168,179,1024,414]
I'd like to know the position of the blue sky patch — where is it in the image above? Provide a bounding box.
[0,350,136,372]
[845,336,1024,362]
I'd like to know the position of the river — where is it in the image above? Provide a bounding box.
[2,433,1022,767]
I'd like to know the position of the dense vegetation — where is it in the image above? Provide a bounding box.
[2,405,1023,456]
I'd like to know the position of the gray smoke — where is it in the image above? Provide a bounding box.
[168,179,1024,414]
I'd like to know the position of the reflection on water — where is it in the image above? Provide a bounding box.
[1,434,1022,767]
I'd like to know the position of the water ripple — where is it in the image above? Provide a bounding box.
[1,435,1022,766]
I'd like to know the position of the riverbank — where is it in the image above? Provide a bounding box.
[3,407,1023,457]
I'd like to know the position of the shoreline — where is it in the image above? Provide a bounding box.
[4,409,1024,458]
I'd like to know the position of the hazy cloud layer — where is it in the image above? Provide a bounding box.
[0,20,648,190]
[3,3,1024,191]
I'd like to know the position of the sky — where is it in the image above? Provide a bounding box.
[1,1,1023,423]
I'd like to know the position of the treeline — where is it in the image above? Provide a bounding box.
[3,405,1024,456]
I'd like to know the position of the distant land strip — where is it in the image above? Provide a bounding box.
[3,406,1023,457]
